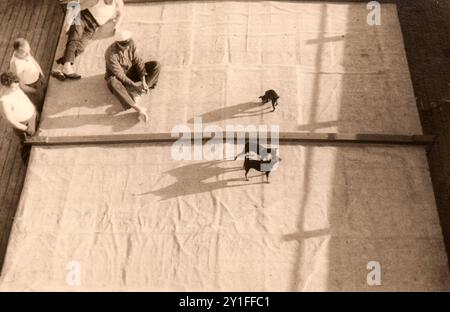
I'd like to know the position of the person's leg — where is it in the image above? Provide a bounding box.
[107,77,135,110]
[13,128,26,143]
[126,61,161,88]
[33,76,46,112]
[20,144,31,162]
[62,24,85,66]
[125,64,141,83]
[63,21,97,79]
[70,21,96,62]
[107,77,148,122]
[25,111,39,136]
[24,75,45,112]
[53,11,97,80]
[144,61,161,88]
[122,67,150,122]
[14,128,31,162]
[12,120,35,162]
[23,89,39,108]
[53,21,85,80]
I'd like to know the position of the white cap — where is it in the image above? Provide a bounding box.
[115,30,132,42]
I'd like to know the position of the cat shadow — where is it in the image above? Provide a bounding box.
[187,101,272,124]
[135,160,267,201]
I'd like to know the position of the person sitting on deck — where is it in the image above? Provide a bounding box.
[0,72,39,141]
[52,0,124,81]
[104,30,161,123]
[10,38,45,112]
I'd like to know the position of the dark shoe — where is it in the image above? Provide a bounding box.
[51,70,66,81]
[64,73,82,80]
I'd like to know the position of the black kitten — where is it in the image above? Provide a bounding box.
[259,89,280,112]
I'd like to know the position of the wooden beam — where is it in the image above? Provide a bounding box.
[24,132,436,146]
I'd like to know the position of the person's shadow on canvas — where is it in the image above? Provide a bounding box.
[92,19,116,40]
[42,20,141,132]
[41,73,142,133]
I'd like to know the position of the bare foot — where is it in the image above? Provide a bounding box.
[106,106,122,115]
[139,109,149,123]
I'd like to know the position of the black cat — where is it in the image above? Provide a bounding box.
[259,89,280,112]
[243,152,282,183]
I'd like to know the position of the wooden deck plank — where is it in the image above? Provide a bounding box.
[0,146,24,212]
[16,0,36,39]
[0,0,9,16]
[0,1,16,68]
[0,129,14,178]
[1,0,34,70]
[0,146,23,225]
[31,1,50,54]
[35,1,58,63]
[0,148,26,272]
[0,140,20,205]
[39,4,65,81]
[0,124,11,163]
[24,1,46,52]
[0,1,12,28]
[0,0,25,69]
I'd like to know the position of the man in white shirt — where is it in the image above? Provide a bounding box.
[0,72,39,140]
[10,38,45,111]
[52,0,124,81]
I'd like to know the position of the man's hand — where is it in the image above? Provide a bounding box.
[16,124,28,132]
[26,127,36,137]
[142,80,149,93]
[132,83,145,95]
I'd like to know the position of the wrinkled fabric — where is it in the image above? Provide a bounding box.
[0,145,449,291]
[41,2,421,137]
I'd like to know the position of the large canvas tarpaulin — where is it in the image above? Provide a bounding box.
[1,1,448,291]
[0,145,449,291]
[39,1,422,137]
